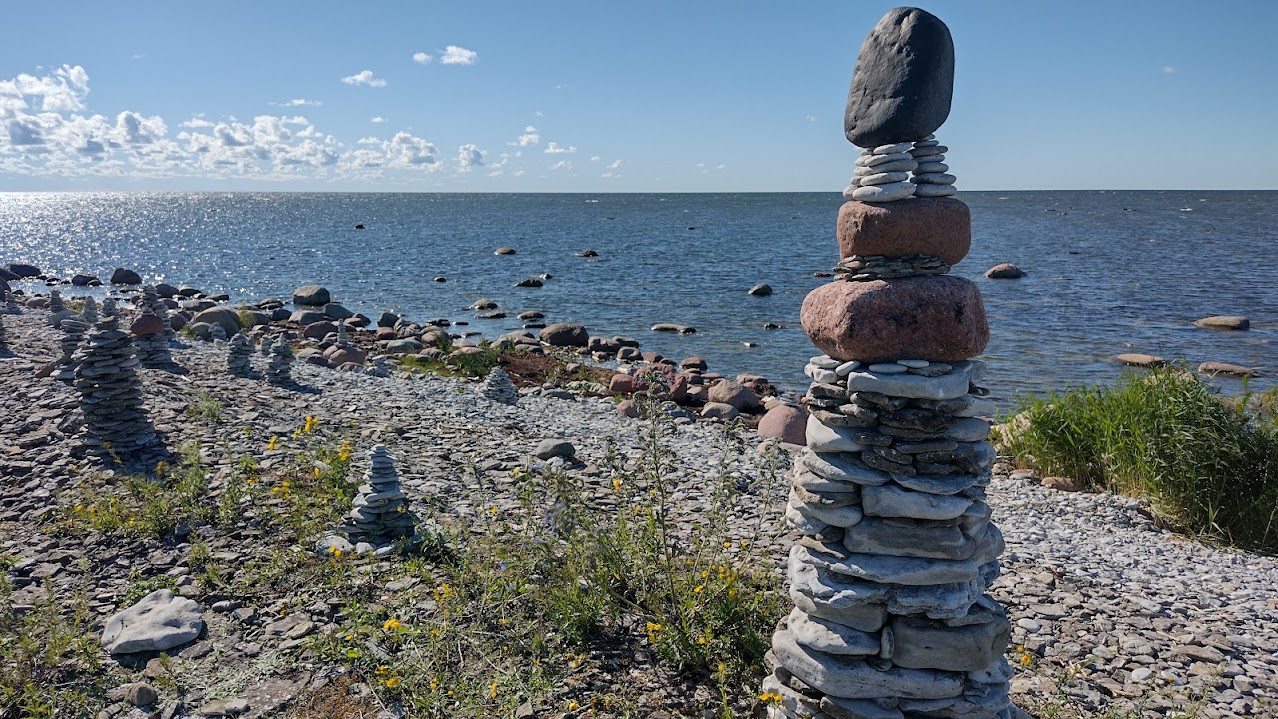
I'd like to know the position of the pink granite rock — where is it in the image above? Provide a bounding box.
[837,198,971,265]
[757,404,807,445]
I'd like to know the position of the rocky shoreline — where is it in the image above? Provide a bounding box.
[1,291,1277,717]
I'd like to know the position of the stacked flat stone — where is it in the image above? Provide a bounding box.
[481,366,518,405]
[260,335,274,357]
[49,289,66,315]
[845,142,918,203]
[910,136,956,198]
[265,342,293,385]
[73,315,156,456]
[210,322,228,343]
[0,315,7,352]
[3,289,20,314]
[368,354,391,378]
[766,8,1013,719]
[227,333,253,376]
[81,297,98,325]
[142,286,175,340]
[134,309,173,368]
[337,444,418,544]
[335,321,351,348]
[101,297,117,317]
[52,319,90,381]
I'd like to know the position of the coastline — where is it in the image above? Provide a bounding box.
[1,299,1277,717]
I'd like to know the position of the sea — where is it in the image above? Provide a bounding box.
[1,191,1274,404]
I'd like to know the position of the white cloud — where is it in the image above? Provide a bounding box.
[606,159,622,169]
[341,70,387,87]
[550,160,571,171]
[1162,65,1177,74]
[589,155,600,162]
[412,52,432,64]
[805,115,816,122]
[180,116,214,129]
[513,169,526,176]
[276,98,322,107]
[458,143,483,170]
[371,116,386,123]
[544,142,575,154]
[517,130,540,147]
[716,164,726,170]
[384,131,437,168]
[280,115,309,126]
[357,136,380,145]
[600,172,620,178]
[440,46,477,65]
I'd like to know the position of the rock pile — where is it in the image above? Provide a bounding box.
[101,297,117,317]
[227,333,253,376]
[259,335,274,357]
[52,319,89,381]
[48,289,66,315]
[265,342,293,385]
[209,322,228,343]
[3,288,20,314]
[368,354,391,378]
[81,296,98,325]
[481,366,519,405]
[765,8,1013,719]
[74,315,157,456]
[133,307,173,368]
[142,285,175,339]
[336,444,419,545]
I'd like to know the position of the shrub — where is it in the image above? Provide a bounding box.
[998,367,1278,553]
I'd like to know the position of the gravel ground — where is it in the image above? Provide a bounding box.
[2,307,1276,718]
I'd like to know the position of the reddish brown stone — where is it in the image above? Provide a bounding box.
[130,314,164,336]
[837,198,971,265]
[757,404,808,445]
[801,276,988,363]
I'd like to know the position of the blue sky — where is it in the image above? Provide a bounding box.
[1,1,1275,192]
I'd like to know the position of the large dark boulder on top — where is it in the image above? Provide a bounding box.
[110,267,143,284]
[844,7,954,148]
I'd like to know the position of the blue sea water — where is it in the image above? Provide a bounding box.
[1,191,1274,401]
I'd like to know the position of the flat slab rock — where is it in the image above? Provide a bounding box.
[101,588,204,655]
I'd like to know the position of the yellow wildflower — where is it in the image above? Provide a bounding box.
[376,665,388,676]
[267,436,278,451]
[489,681,498,698]
[567,700,580,711]
[383,618,401,631]
[612,478,622,492]
[381,676,400,688]
[697,636,708,645]
[693,584,704,594]
[429,675,440,691]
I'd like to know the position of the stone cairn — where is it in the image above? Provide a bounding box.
[0,314,8,353]
[81,296,98,325]
[74,315,156,456]
[265,341,294,385]
[48,289,66,315]
[368,354,392,378]
[765,9,1013,719]
[227,333,253,376]
[260,334,274,357]
[209,322,228,344]
[101,297,117,317]
[335,321,351,349]
[3,288,21,315]
[141,286,175,340]
[133,302,173,368]
[481,366,519,405]
[52,319,90,381]
[336,444,419,545]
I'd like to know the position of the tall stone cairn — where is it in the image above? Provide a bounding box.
[337,444,419,544]
[260,335,274,357]
[764,9,1013,719]
[142,286,175,340]
[49,289,66,314]
[3,288,21,315]
[74,315,156,456]
[133,307,172,368]
[265,342,293,385]
[227,332,253,376]
[52,318,90,381]
[81,296,98,325]
[481,366,518,405]
[335,321,351,348]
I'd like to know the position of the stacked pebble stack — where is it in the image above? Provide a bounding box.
[335,321,351,348]
[48,289,66,315]
[3,289,20,314]
[368,354,391,378]
[209,322,228,344]
[265,342,293,385]
[52,319,89,381]
[134,308,173,368]
[337,444,419,545]
[766,8,1013,719]
[910,136,956,198]
[845,142,917,204]
[143,286,176,340]
[73,315,156,456]
[259,335,274,357]
[227,333,253,376]
[481,366,519,405]
[81,297,98,325]
[101,297,117,317]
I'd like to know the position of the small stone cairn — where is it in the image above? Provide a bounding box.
[259,335,274,357]
[337,444,419,545]
[142,286,175,340]
[265,341,294,385]
[74,315,156,456]
[0,315,8,353]
[368,354,392,377]
[81,296,98,325]
[481,366,519,405]
[209,322,228,344]
[765,9,1013,719]
[335,321,351,348]
[52,318,90,380]
[3,288,21,315]
[101,297,117,317]
[48,289,66,315]
[227,333,253,376]
[133,304,173,368]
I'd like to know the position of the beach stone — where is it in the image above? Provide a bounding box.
[843,517,976,560]
[1114,353,1167,368]
[192,307,242,338]
[109,267,142,284]
[866,362,908,374]
[539,323,589,347]
[802,276,989,364]
[787,608,880,656]
[101,589,203,655]
[889,615,1010,672]
[800,541,978,586]
[855,159,918,175]
[130,313,164,336]
[821,696,906,719]
[861,483,972,520]
[850,182,915,203]
[292,285,330,306]
[708,379,760,412]
[838,197,966,265]
[983,263,1024,279]
[701,402,740,421]
[844,7,955,148]
[758,404,807,445]
[534,438,575,460]
[800,450,891,486]
[910,172,956,185]
[1198,361,1256,377]
[772,629,963,700]
[494,247,516,255]
[856,151,915,168]
[858,171,911,187]
[846,368,971,402]
[1194,315,1249,330]
[806,416,868,453]
[749,283,774,296]
[5,263,40,278]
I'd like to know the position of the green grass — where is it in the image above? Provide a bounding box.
[997,367,1278,554]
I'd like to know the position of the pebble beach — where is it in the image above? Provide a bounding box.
[1,300,1276,718]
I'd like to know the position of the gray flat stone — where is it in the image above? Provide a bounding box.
[772,629,964,700]
[843,517,976,560]
[806,415,868,453]
[101,589,204,655]
[800,449,891,486]
[846,368,970,401]
[787,608,881,656]
[861,483,973,520]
